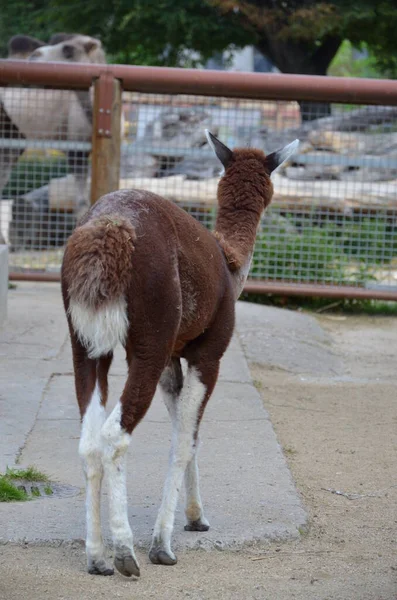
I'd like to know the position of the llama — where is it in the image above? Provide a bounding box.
[61,131,299,577]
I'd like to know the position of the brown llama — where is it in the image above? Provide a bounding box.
[61,131,299,578]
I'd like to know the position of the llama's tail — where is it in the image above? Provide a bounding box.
[63,215,136,358]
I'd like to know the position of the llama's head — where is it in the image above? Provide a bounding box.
[28,34,106,64]
[8,35,45,59]
[206,130,299,209]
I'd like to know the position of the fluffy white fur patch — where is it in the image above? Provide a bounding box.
[69,296,128,358]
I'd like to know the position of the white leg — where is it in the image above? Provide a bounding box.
[161,377,209,532]
[184,442,210,531]
[150,367,206,565]
[101,401,140,577]
[79,384,113,575]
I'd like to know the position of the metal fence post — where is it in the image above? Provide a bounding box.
[90,73,122,205]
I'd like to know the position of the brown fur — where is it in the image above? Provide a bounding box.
[62,146,276,423]
[63,215,136,309]
[215,148,273,269]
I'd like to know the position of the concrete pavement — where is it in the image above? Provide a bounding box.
[0,282,308,550]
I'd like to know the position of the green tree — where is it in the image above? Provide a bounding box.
[337,1,397,78]
[1,1,397,118]
[0,0,51,57]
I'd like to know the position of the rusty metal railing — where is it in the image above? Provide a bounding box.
[2,60,397,300]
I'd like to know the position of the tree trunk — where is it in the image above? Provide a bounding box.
[256,34,342,122]
[298,100,332,121]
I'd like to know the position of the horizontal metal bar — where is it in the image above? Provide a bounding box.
[0,138,92,152]
[9,271,61,282]
[2,60,397,105]
[294,153,397,170]
[8,271,397,301]
[121,142,211,158]
[122,143,397,170]
[2,137,396,170]
[243,280,397,301]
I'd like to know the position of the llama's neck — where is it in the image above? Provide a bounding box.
[214,202,262,299]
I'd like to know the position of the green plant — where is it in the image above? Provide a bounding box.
[251,224,348,284]
[329,40,381,78]
[0,476,28,502]
[6,466,49,482]
[1,156,68,198]
[0,466,51,502]
[250,214,397,287]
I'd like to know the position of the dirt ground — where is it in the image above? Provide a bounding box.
[1,313,397,600]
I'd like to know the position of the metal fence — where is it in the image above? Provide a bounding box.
[1,60,397,300]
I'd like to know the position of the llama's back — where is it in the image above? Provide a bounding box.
[62,189,232,359]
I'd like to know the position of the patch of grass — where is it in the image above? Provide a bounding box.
[8,282,17,290]
[298,525,309,537]
[0,466,51,502]
[0,476,28,502]
[5,466,49,482]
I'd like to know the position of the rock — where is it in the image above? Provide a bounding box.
[120,150,158,179]
[169,155,221,180]
[308,130,367,154]
[145,109,213,148]
[262,213,297,234]
[285,165,343,181]
[143,108,216,178]
[9,184,74,250]
[48,174,81,212]
[339,167,397,182]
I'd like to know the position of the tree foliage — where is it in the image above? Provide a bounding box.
[0,0,396,79]
[0,1,50,56]
[335,1,397,78]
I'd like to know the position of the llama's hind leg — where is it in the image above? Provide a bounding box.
[150,360,219,566]
[159,360,209,534]
[101,355,165,578]
[73,342,114,576]
[183,446,210,532]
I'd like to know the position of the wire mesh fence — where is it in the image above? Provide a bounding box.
[1,70,397,297]
[0,84,92,273]
[121,93,397,292]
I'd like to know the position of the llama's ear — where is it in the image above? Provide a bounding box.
[205,129,233,169]
[266,139,299,175]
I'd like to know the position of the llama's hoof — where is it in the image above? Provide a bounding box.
[184,518,210,532]
[114,546,140,578]
[88,558,114,576]
[149,546,177,566]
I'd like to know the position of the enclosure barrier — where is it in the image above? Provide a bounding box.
[2,59,397,300]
